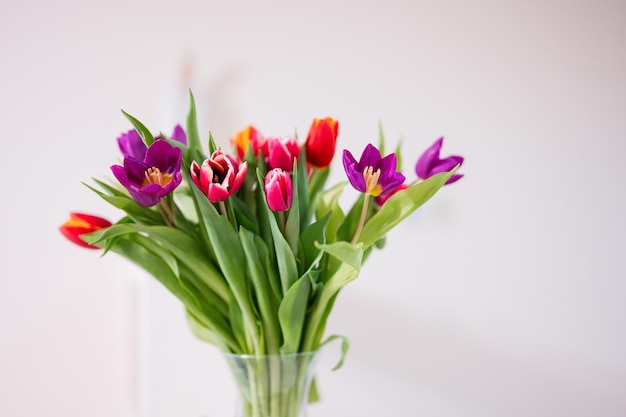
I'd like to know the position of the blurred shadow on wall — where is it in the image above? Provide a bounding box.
[201,64,247,147]
[164,56,246,147]
[323,292,626,417]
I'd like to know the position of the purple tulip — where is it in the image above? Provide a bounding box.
[118,124,187,161]
[117,129,147,160]
[415,137,464,184]
[111,139,183,207]
[169,124,187,146]
[264,168,293,212]
[342,144,405,197]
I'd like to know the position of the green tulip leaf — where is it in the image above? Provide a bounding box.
[257,169,299,296]
[121,110,154,146]
[358,169,456,249]
[278,273,312,353]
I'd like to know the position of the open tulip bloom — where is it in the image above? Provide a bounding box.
[64,92,461,386]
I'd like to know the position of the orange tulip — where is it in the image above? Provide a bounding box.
[59,212,112,249]
[231,125,265,161]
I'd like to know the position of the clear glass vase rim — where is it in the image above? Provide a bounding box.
[221,350,320,360]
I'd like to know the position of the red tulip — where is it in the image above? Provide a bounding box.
[305,117,339,168]
[59,212,112,249]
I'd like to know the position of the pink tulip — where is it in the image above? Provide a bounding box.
[264,168,293,212]
[190,150,248,203]
[267,136,301,172]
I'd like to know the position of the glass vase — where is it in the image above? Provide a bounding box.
[222,350,320,417]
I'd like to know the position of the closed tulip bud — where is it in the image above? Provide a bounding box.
[264,168,293,212]
[59,212,112,249]
[305,117,339,168]
[267,136,301,172]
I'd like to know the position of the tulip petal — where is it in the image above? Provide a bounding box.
[120,157,149,183]
[446,173,464,184]
[171,124,187,145]
[207,184,231,202]
[117,129,147,160]
[428,155,464,176]
[376,153,399,185]
[230,162,248,195]
[380,171,406,195]
[359,144,383,169]
[415,137,443,179]
[342,150,366,193]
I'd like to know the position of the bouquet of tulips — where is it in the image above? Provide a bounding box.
[60,92,463,365]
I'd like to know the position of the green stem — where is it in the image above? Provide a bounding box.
[219,200,228,218]
[351,194,370,244]
[278,211,286,234]
[159,198,176,227]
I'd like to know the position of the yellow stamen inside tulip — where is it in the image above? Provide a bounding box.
[143,167,172,187]
[65,217,90,228]
[363,166,382,196]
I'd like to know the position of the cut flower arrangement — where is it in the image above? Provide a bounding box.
[60,92,463,416]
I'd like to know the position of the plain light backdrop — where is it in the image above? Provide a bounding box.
[1,0,625,416]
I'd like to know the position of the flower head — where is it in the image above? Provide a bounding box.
[267,136,301,172]
[190,149,248,203]
[415,137,464,184]
[117,129,146,160]
[342,144,405,197]
[231,125,266,161]
[59,212,112,249]
[111,139,183,207]
[264,168,293,212]
[305,117,339,168]
[118,125,186,161]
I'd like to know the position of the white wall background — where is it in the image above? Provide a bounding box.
[1,0,625,416]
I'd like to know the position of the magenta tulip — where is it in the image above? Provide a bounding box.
[342,144,405,197]
[267,136,301,172]
[264,168,292,212]
[111,139,183,207]
[118,124,186,161]
[415,137,464,184]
